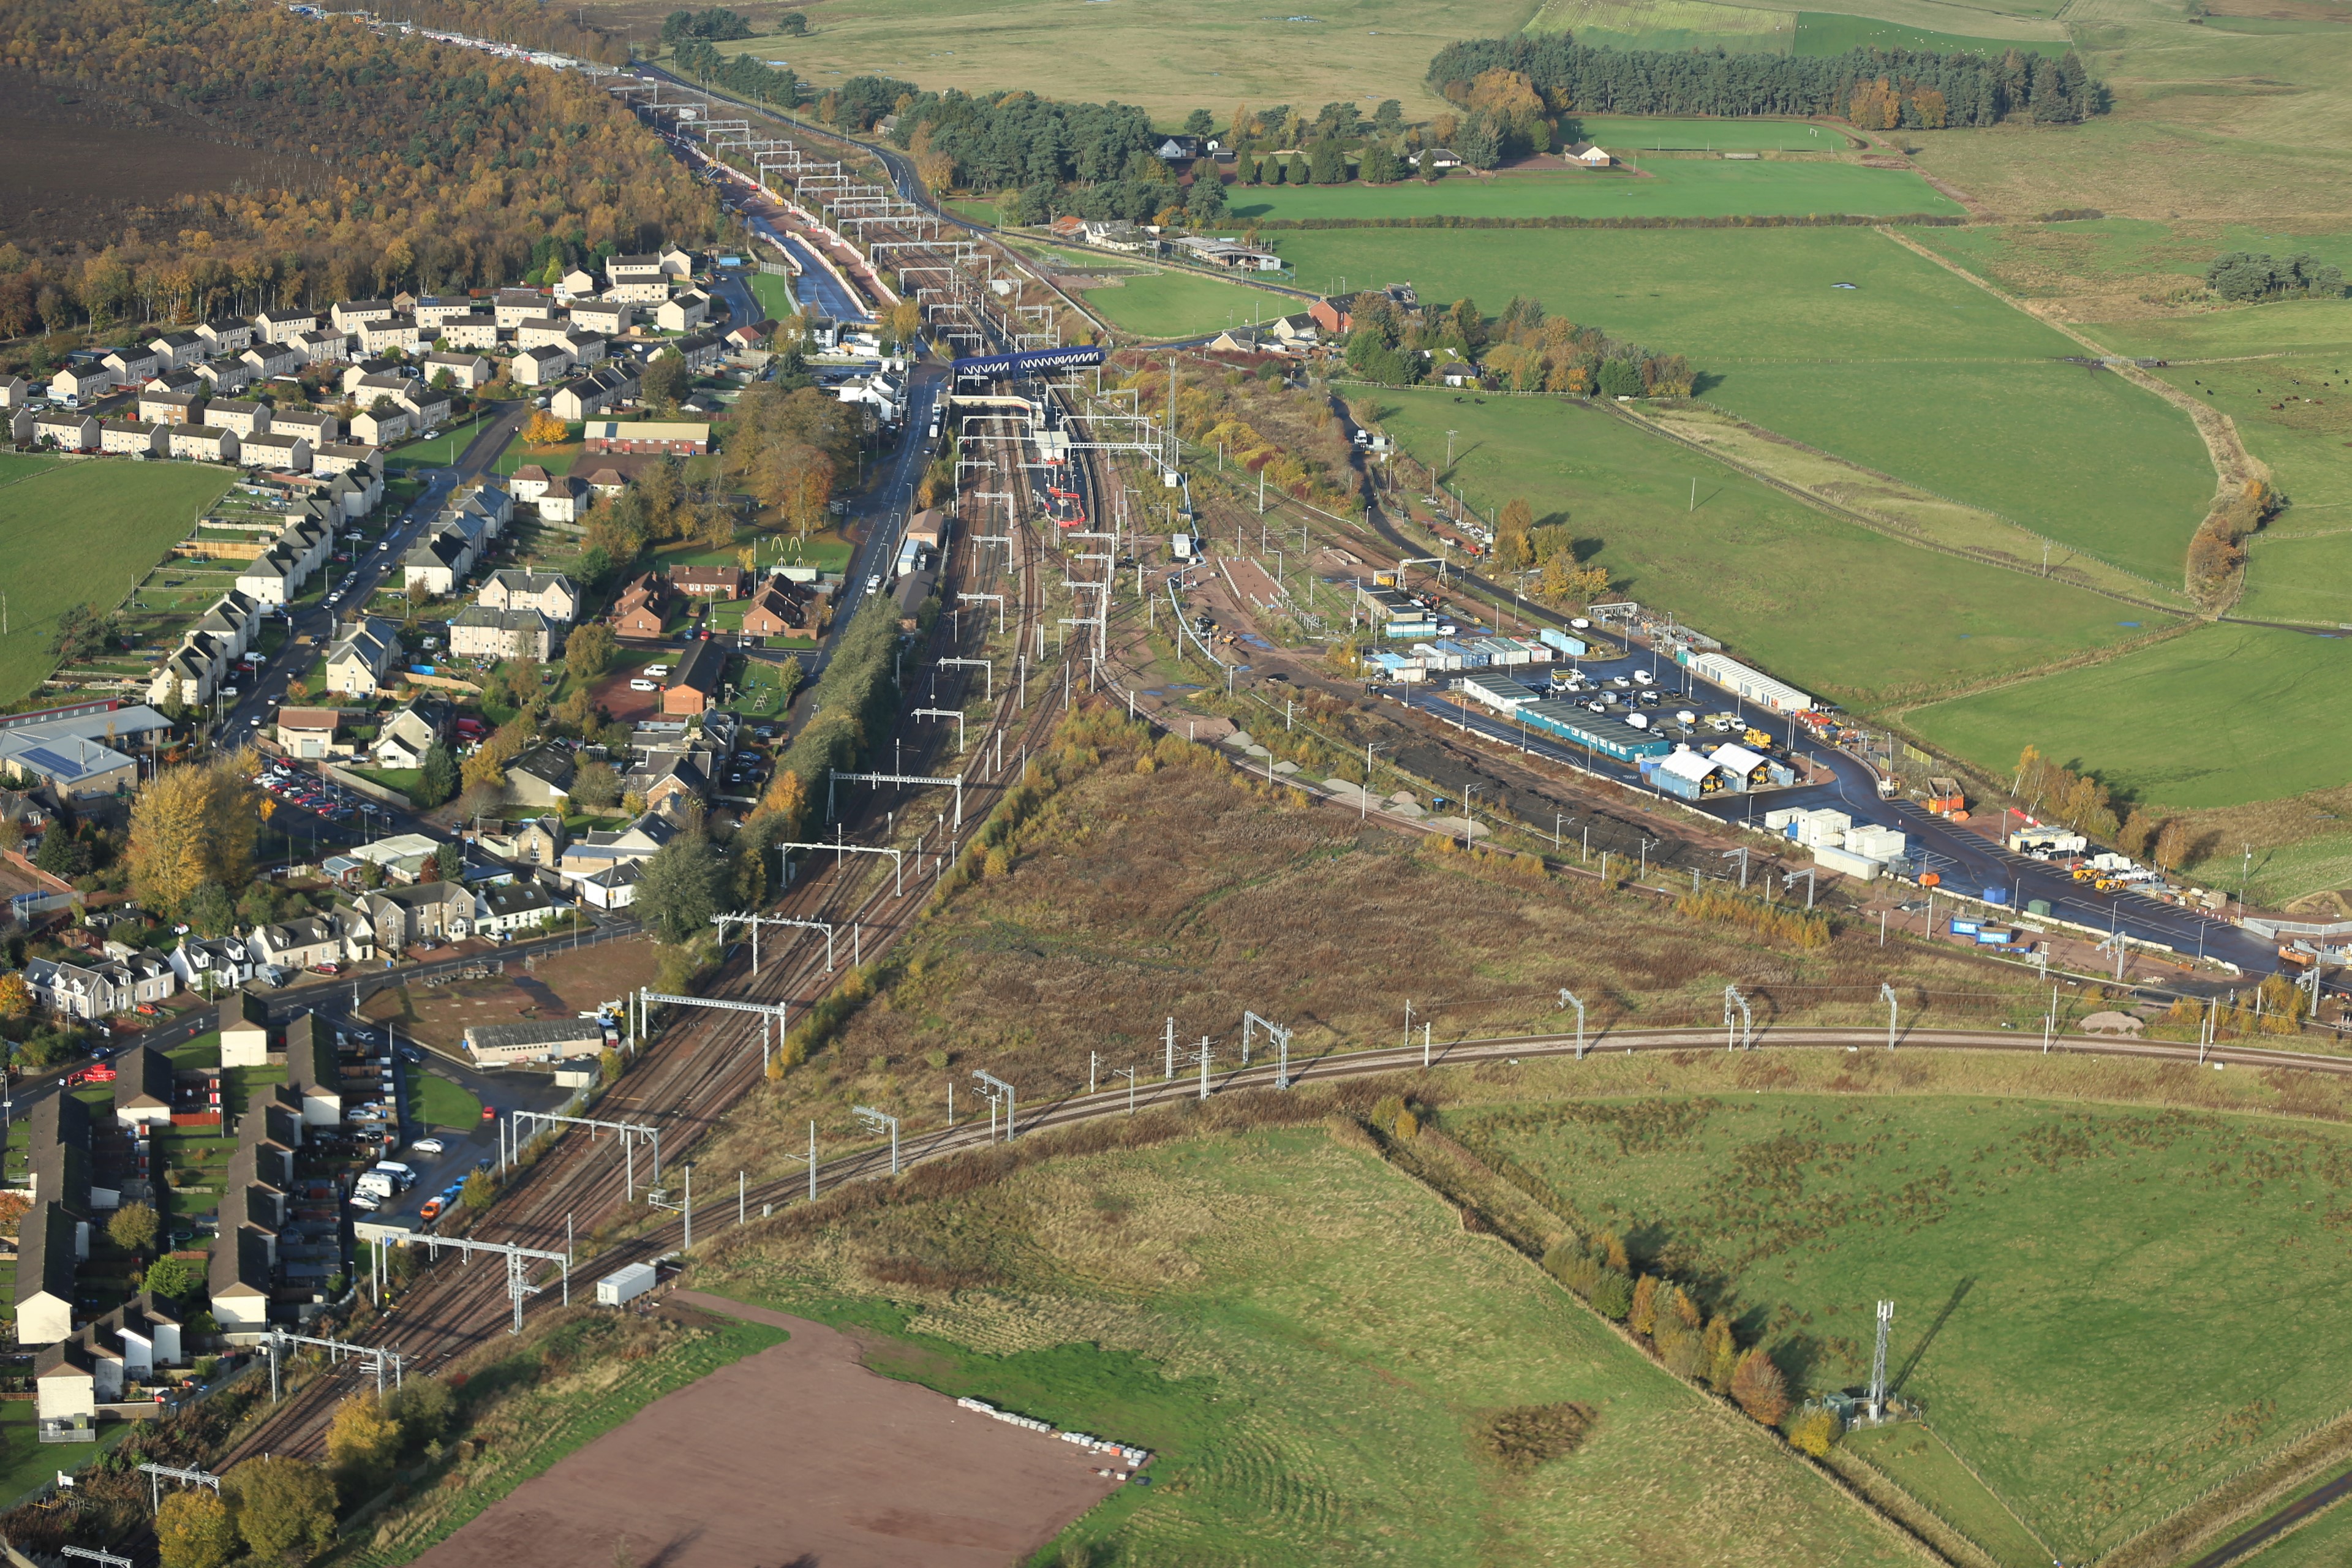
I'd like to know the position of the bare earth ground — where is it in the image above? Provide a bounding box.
[415,1292,1121,1568]
[360,940,658,1054]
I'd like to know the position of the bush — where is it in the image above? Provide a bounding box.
[1589,1268,1633,1321]
[1785,1404,1844,1457]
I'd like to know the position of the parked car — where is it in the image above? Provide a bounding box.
[628,679,657,692]
[417,1197,445,1222]
[409,1138,445,1156]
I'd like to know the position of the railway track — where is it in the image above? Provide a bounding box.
[224,262,1111,1460]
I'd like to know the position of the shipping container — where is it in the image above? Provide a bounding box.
[596,1262,658,1306]
[1537,627,1588,658]
[1981,887,2011,905]
[1949,919,1981,937]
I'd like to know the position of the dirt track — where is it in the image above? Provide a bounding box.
[413,1293,1121,1568]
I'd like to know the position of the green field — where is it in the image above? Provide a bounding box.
[0,454,64,486]
[1229,161,1962,221]
[1791,10,2074,55]
[0,461,237,702]
[704,1125,1913,1567]
[1370,390,2169,705]
[1907,621,2345,809]
[699,0,1515,119]
[1909,220,2352,304]
[1526,0,2071,53]
[1575,115,1860,151]
[1447,1091,2352,1564]
[1272,226,2215,578]
[1078,267,1284,339]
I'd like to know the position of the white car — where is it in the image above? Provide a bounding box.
[866,573,883,592]
[348,1192,380,1212]
[409,1138,446,1156]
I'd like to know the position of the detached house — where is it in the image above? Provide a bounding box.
[655,291,710,333]
[49,364,116,405]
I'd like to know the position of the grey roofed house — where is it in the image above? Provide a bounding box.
[282,1012,342,1126]
[207,1225,276,1331]
[15,1201,83,1346]
[503,742,576,807]
[112,1046,175,1125]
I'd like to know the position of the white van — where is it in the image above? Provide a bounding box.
[629,678,657,692]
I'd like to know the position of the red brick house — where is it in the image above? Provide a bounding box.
[579,420,709,456]
[611,573,670,638]
[740,579,816,637]
[662,637,725,716]
[669,564,745,600]
[1308,296,1356,336]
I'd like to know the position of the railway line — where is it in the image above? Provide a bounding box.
[222,154,1128,1454]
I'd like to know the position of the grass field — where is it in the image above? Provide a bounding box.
[1076,266,1279,339]
[1908,219,2352,306]
[1271,225,2215,578]
[1227,160,1962,221]
[701,1125,1915,1567]
[0,461,236,702]
[1575,114,1858,151]
[1906,621,2346,809]
[0,454,62,486]
[697,0,1513,119]
[1368,390,2172,704]
[1790,10,2074,54]
[1447,1090,2352,1562]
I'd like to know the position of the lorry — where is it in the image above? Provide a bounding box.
[597,1262,658,1306]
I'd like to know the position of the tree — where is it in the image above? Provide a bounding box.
[128,757,260,915]
[34,823,86,878]
[1628,1274,1659,1336]
[641,347,690,412]
[1374,97,1403,131]
[0,973,28,1026]
[1730,1348,1791,1425]
[1589,1268,1633,1320]
[51,601,113,666]
[1308,138,1348,184]
[572,759,623,812]
[522,411,568,449]
[756,768,809,839]
[186,880,236,937]
[417,744,457,809]
[636,833,726,945]
[1186,171,1227,224]
[157,1488,241,1568]
[383,1378,451,1447]
[144,1253,204,1300]
[1701,1314,1739,1390]
[326,1392,403,1486]
[461,1168,497,1211]
[433,840,461,883]
[1597,358,1645,399]
[1495,496,1535,569]
[108,1200,159,1254]
[222,1456,337,1564]
[1785,1405,1842,1457]
[1455,111,1502,170]
[1182,107,1215,138]
[777,9,809,32]
[2154,817,2191,871]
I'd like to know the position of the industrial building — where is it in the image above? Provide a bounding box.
[1683,650,1812,714]
[1516,701,1673,763]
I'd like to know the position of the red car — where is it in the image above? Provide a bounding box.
[480,1105,497,1122]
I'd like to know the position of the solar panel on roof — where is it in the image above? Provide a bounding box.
[18,746,86,778]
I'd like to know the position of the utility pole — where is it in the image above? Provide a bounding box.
[1880,982,1899,1051]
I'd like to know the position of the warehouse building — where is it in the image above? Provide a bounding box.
[464,1017,609,1066]
[1683,651,1812,714]
[1645,748,1729,800]
[1517,701,1673,763]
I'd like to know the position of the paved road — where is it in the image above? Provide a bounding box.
[217,402,525,746]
